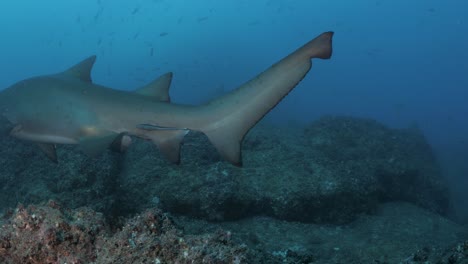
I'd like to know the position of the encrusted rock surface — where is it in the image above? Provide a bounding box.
[0,116,449,225]
[1,201,465,264]
[118,116,449,223]
[0,201,246,263]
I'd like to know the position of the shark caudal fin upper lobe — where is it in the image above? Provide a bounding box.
[195,32,334,166]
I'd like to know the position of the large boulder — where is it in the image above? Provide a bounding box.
[117,116,449,223]
[302,116,449,217]
[0,115,449,224]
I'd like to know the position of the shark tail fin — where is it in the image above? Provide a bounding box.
[195,32,333,166]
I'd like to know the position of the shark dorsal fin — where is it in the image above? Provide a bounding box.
[135,72,173,102]
[62,55,97,83]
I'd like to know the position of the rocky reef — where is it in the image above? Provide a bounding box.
[402,240,468,264]
[0,116,449,224]
[0,201,466,263]
[0,201,246,263]
[0,115,464,263]
[111,116,449,223]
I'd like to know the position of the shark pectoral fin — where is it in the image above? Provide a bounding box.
[37,143,58,163]
[79,133,117,157]
[146,129,188,164]
[135,72,173,102]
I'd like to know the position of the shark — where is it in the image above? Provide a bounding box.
[0,31,333,166]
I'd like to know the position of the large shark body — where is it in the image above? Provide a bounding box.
[0,32,333,166]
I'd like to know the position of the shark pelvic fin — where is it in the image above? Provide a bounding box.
[37,143,58,163]
[145,129,188,164]
[62,55,97,83]
[79,132,117,157]
[135,72,173,102]
[110,133,132,153]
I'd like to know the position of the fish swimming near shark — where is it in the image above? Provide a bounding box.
[0,31,333,166]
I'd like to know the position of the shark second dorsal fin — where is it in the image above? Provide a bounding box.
[62,55,97,83]
[135,72,173,102]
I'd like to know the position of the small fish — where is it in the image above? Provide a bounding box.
[159,32,168,37]
[197,16,208,22]
[94,7,104,22]
[132,7,139,15]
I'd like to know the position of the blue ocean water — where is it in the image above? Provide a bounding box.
[0,0,467,229]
